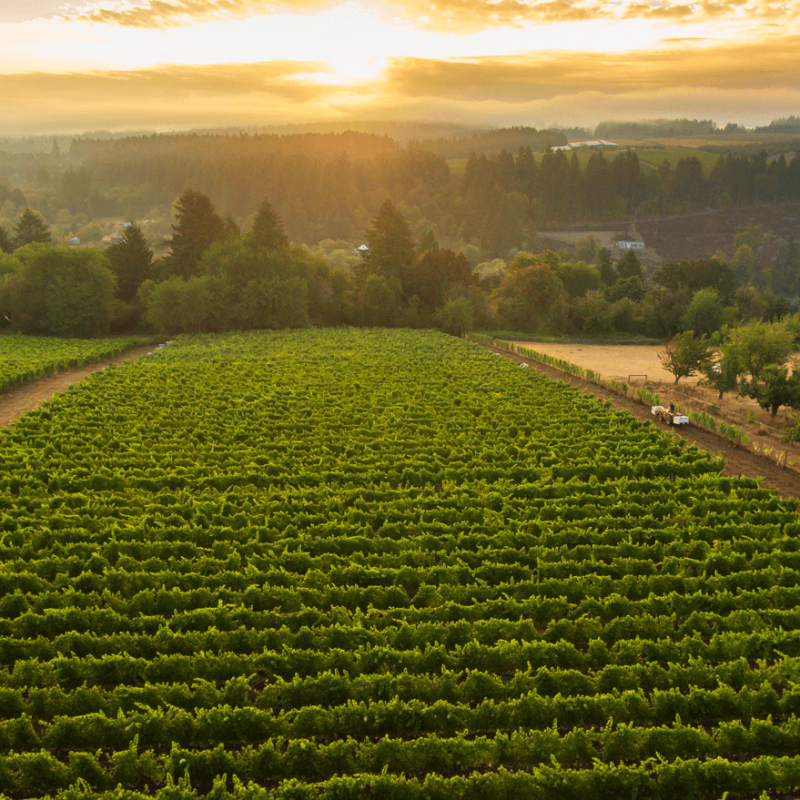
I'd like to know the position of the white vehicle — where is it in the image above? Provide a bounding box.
[651,405,689,426]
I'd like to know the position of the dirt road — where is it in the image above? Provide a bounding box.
[0,345,154,429]
[486,343,800,502]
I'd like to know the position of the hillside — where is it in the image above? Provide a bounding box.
[636,201,800,263]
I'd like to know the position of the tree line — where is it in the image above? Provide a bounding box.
[0,189,792,344]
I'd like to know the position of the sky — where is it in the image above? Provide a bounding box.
[1,0,799,135]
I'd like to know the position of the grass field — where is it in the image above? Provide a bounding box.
[1,328,800,799]
[0,334,146,393]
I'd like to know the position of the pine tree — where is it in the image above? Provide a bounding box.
[618,250,643,280]
[251,197,289,251]
[13,208,51,248]
[361,199,415,290]
[163,189,225,278]
[105,223,154,303]
[597,247,617,285]
[0,225,12,254]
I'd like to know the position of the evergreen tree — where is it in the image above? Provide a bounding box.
[13,208,51,249]
[617,250,643,280]
[583,152,611,216]
[0,225,12,254]
[163,189,226,279]
[417,229,438,254]
[514,146,537,198]
[361,199,416,289]
[495,149,516,192]
[597,247,617,285]
[105,223,154,303]
[251,197,288,251]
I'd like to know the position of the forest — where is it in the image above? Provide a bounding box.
[1,127,799,261]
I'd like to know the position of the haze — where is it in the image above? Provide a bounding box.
[2,0,799,135]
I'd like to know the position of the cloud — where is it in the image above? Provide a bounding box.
[2,35,800,135]
[0,61,343,133]
[59,0,320,28]
[54,0,800,31]
[393,0,800,32]
[380,34,800,102]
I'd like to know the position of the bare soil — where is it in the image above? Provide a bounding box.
[497,341,800,501]
[0,345,154,429]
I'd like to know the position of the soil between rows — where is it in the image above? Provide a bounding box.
[0,345,154,430]
[482,343,800,503]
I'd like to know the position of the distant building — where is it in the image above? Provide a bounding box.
[552,139,619,152]
[615,240,645,250]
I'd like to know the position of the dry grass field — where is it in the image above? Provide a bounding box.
[513,341,800,446]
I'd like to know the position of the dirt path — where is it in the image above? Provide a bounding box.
[484,343,800,502]
[0,345,154,429]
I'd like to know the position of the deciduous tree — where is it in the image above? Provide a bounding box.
[6,245,115,336]
[680,288,725,337]
[744,364,800,417]
[723,319,793,380]
[492,252,566,331]
[436,296,474,336]
[659,331,711,383]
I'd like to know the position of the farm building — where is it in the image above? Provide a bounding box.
[615,240,645,250]
[552,139,619,152]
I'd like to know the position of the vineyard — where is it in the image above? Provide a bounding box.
[0,336,145,394]
[1,328,800,799]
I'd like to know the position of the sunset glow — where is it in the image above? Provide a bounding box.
[1,0,799,134]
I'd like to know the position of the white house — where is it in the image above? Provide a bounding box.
[616,240,645,250]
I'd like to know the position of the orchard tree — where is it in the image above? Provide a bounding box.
[700,352,742,400]
[659,331,711,384]
[105,223,153,303]
[13,208,51,248]
[361,199,415,289]
[744,364,800,417]
[723,319,793,380]
[163,189,226,279]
